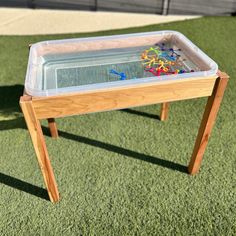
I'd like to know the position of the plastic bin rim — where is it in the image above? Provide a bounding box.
[30,30,185,50]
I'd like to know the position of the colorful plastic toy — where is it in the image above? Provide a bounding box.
[110,69,127,80]
[141,44,188,76]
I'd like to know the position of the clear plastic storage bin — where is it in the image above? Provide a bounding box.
[25,31,218,97]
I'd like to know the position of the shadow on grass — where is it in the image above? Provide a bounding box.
[0,84,50,201]
[0,117,50,201]
[121,108,161,120]
[0,84,187,201]
[0,85,24,111]
[47,129,187,173]
[1,116,188,200]
[0,172,49,201]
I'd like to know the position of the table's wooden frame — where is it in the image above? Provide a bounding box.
[20,70,229,203]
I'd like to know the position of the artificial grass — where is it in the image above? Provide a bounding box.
[0,16,236,235]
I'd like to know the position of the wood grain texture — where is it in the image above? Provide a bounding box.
[188,71,229,175]
[47,118,59,138]
[32,76,217,120]
[20,96,60,202]
[160,102,169,121]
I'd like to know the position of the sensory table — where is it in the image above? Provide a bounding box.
[20,31,229,202]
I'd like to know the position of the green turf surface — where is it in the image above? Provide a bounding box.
[0,17,236,235]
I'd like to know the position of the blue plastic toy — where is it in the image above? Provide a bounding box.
[109,69,127,80]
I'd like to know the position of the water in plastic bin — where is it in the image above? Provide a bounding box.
[41,44,200,90]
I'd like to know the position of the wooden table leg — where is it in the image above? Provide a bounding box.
[20,96,60,202]
[48,118,59,138]
[188,71,229,175]
[160,102,169,121]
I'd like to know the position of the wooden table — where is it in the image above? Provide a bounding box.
[20,70,229,203]
[20,31,229,202]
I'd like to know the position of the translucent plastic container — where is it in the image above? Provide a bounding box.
[25,31,218,97]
